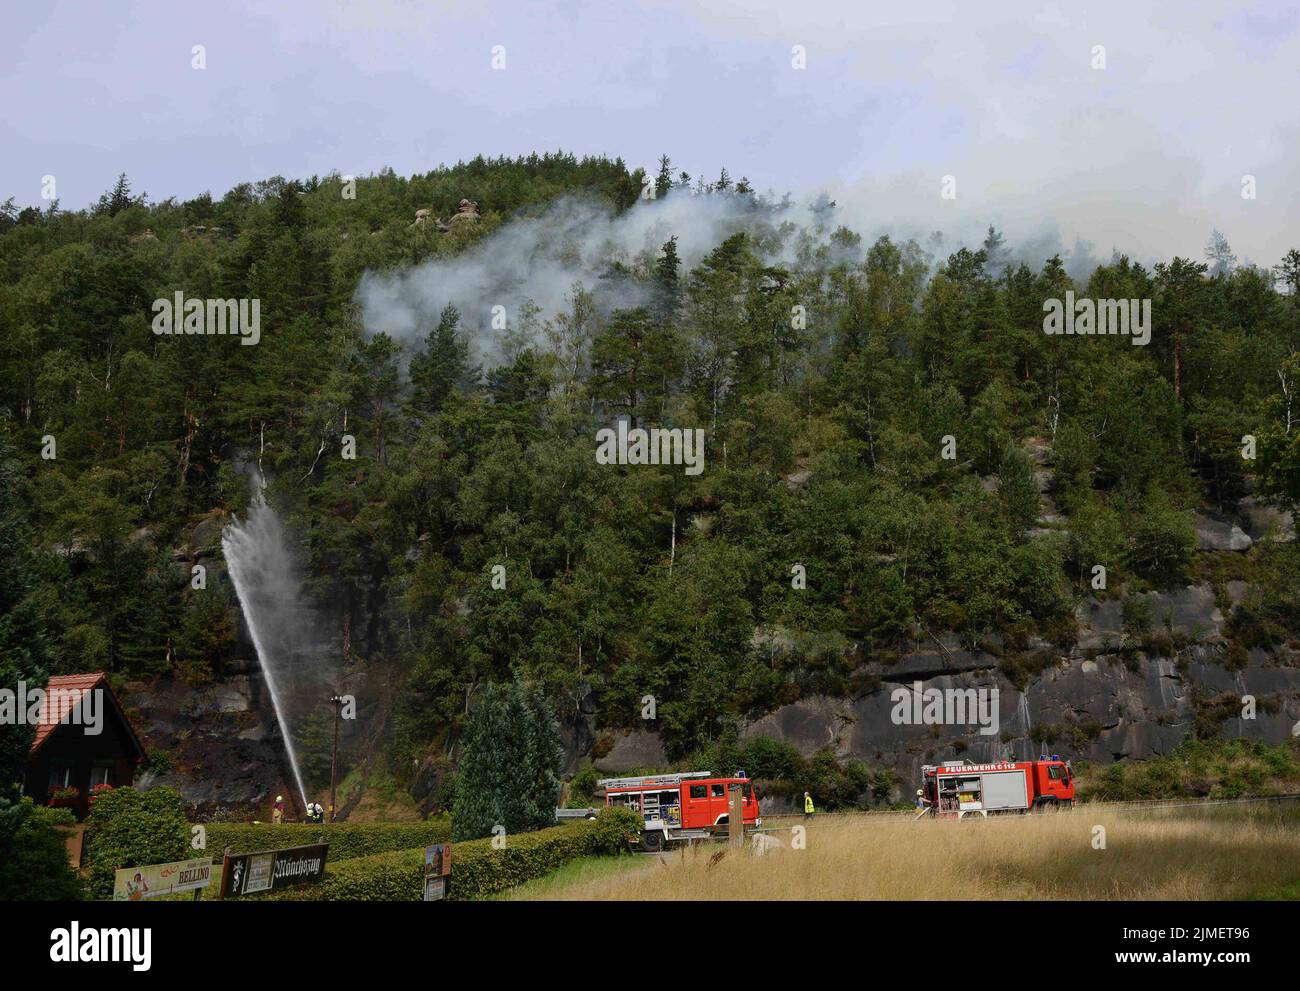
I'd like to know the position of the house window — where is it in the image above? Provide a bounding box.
[90,764,113,787]
[48,762,73,789]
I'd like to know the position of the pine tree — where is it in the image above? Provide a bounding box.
[653,236,681,321]
[522,684,563,827]
[410,304,479,414]
[654,155,674,199]
[0,440,51,849]
[451,682,563,841]
[272,180,307,232]
[452,682,507,841]
[98,173,135,216]
[982,225,1008,276]
[1204,229,1236,278]
[1275,248,1300,295]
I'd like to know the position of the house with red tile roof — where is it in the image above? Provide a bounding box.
[20,673,147,819]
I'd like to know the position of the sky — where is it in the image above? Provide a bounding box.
[4,0,1299,266]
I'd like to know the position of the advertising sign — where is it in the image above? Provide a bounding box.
[113,857,213,901]
[423,842,451,901]
[424,842,451,877]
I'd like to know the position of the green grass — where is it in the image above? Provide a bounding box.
[1246,878,1300,900]
[490,854,651,900]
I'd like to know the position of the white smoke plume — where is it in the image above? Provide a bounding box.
[354,183,1192,368]
[355,189,845,365]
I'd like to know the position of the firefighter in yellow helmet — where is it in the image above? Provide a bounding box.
[803,791,815,819]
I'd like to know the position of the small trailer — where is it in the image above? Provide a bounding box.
[920,758,1075,819]
[598,771,761,852]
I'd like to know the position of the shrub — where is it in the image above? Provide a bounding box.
[1125,499,1196,587]
[997,445,1040,532]
[204,816,452,861]
[566,764,601,807]
[1078,738,1300,801]
[85,786,189,899]
[1121,595,1152,636]
[742,735,803,781]
[147,748,172,775]
[262,807,639,901]
[998,649,1059,692]
[692,736,897,810]
[0,799,83,900]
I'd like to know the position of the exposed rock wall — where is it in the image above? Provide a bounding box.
[739,583,1299,795]
[124,667,295,817]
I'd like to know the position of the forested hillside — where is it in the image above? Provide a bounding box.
[4,153,1300,809]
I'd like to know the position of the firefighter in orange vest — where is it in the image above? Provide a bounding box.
[803,792,815,819]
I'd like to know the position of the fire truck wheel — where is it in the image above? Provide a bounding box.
[1036,798,1059,813]
[641,830,664,853]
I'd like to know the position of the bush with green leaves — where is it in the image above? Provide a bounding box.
[996,445,1040,532]
[1078,738,1300,802]
[204,816,451,861]
[566,764,602,807]
[0,800,82,900]
[692,734,897,810]
[85,786,190,899]
[1124,496,1196,587]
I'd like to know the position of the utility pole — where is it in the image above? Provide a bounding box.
[328,693,343,823]
[729,783,744,847]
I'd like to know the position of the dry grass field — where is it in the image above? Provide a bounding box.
[508,804,1300,900]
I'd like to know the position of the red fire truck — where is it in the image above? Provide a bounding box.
[599,772,761,851]
[920,757,1074,818]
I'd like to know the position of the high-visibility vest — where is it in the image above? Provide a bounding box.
[804,795,814,813]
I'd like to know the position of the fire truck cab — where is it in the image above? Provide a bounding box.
[920,757,1074,818]
[599,772,761,852]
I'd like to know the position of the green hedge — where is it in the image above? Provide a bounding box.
[203,816,452,862]
[261,806,641,901]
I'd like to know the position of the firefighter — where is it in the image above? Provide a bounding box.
[272,795,285,824]
[803,791,815,819]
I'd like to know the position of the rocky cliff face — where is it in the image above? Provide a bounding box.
[123,663,296,817]
[780,590,1295,790]
[593,579,1300,798]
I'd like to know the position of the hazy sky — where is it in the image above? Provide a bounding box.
[4,0,1298,265]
